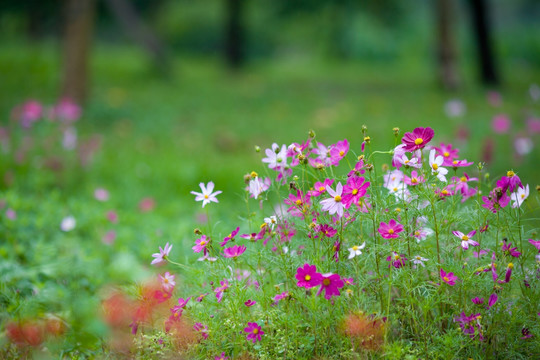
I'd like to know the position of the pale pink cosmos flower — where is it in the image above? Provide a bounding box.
[248,176,270,199]
[444,99,466,118]
[452,230,478,250]
[511,184,529,208]
[404,170,425,186]
[396,153,421,168]
[412,255,428,267]
[262,143,288,171]
[311,142,333,167]
[192,235,210,253]
[214,280,229,303]
[102,230,116,245]
[60,216,76,232]
[159,272,176,292]
[514,137,533,156]
[391,144,407,168]
[94,188,109,201]
[106,210,118,223]
[5,208,16,220]
[51,98,82,124]
[15,100,43,128]
[320,182,345,217]
[191,182,222,208]
[151,242,172,265]
[329,139,349,166]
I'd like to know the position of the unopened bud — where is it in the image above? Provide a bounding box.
[308,129,316,138]
[194,228,202,235]
[365,163,374,172]
[382,163,389,172]
[254,145,260,153]
[364,136,371,143]
[393,127,400,136]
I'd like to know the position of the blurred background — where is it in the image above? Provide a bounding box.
[0,0,539,354]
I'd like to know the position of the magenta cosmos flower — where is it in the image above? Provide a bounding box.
[221,226,240,247]
[378,219,404,239]
[316,273,345,300]
[440,268,458,286]
[320,182,345,217]
[223,245,246,258]
[244,322,264,343]
[401,127,434,151]
[295,263,323,289]
[191,181,222,207]
[151,242,172,265]
[502,240,521,257]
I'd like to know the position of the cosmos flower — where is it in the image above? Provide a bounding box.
[401,127,434,152]
[191,182,222,208]
[378,219,404,239]
[192,235,210,253]
[159,272,176,292]
[510,184,529,208]
[320,182,345,217]
[223,245,246,259]
[440,268,458,286]
[295,263,323,289]
[244,322,264,343]
[348,242,366,259]
[316,273,345,300]
[151,242,172,265]
[452,230,479,250]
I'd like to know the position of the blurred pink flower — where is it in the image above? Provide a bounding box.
[514,137,533,156]
[14,100,42,128]
[492,114,510,134]
[102,230,116,245]
[51,98,82,124]
[139,197,155,212]
[487,91,502,107]
[106,210,118,223]
[5,208,16,220]
[94,188,110,202]
[526,118,540,134]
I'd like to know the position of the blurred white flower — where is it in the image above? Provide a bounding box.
[61,216,76,232]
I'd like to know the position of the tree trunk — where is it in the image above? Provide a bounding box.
[436,0,460,90]
[105,0,170,74]
[469,0,499,85]
[61,0,96,104]
[225,0,244,69]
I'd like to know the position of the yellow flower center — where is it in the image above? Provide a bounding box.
[250,171,258,178]
[319,186,325,192]
[415,231,420,236]
[443,276,450,282]
[200,240,206,246]
[339,150,345,156]
[323,279,331,286]
[462,235,469,241]
[393,187,398,192]
[508,263,514,269]
[295,199,302,206]
[253,328,259,334]
[443,151,449,157]
[388,229,394,234]
[521,194,525,199]
[415,256,421,260]
[352,246,359,251]
[352,189,358,195]
[204,195,209,199]
[507,171,515,177]
[163,278,169,283]
[394,254,400,260]
[453,160,458,165]
[442,190,449,195]
[404,159,410,164]
[414,138,423,145]
[334,195,342,202]
[411,178,418,184]
[305,275,311,281]
[432,163,438,170]
[460,176,467,182]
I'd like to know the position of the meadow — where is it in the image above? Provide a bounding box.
[1,41,539,359]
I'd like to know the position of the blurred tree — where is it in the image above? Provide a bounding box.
[104,0,170,74]
[224,0,245,68]
[436,0,460,90]
[468,0,498,85]
[61,0,96,104]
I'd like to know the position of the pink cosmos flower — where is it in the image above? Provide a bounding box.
[272,291,289,306]
[392,144,407,168]
[151,242,172,265]
[450,159,474,168]
[248,177,271,199]
[191,182,222,208]
[51,98,82,123]
[244,322,264,343]
[318,224,337,238]
[94,188,109,201]
[320,182,345,217]
[215,352,229,360]
[284,190,311,218]
[15,100,43,128]
[401,127,434,152]
[244,299,256,307]
[223,245,246,258]
[440,268,458,286]
[159,272,176,292]
[214,280,229,303]
[482,186,510,213]
[287,139,311,167]
[342,176,370,209]
[492,114,510,134]
[5,209,17,220]
[193,322,209,339]
[529,239,540,252]
[106,210,118,223]
[501,240,521,257]
[487,293,498,309]
[526,117,540,134]
[310,142,333,167]
[348,159,366,177]
[139,197,156,212]
[386,252,407,268]
[404,170,425,186]
[471,297,484,305]
[240,231,264,242]
[452,230,479,250]
[308,178,334,197]
[316,273,345,300]
[192,235,210,253]
[221,226,240,247]
[434,143,459,167]
[454,312,483,340]
[396,153,422,168]
[378,219,403,239]
[499,171,523,194]
[295,263,323,289]
[102,230,116,245]
[329,139,349,166]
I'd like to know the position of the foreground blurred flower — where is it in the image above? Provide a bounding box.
[60,216,76,232]
[151,242,172,265]
[244,322,264,343]
[215,352,229,360]
[401,127,434,152]
[191,182,222,208]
